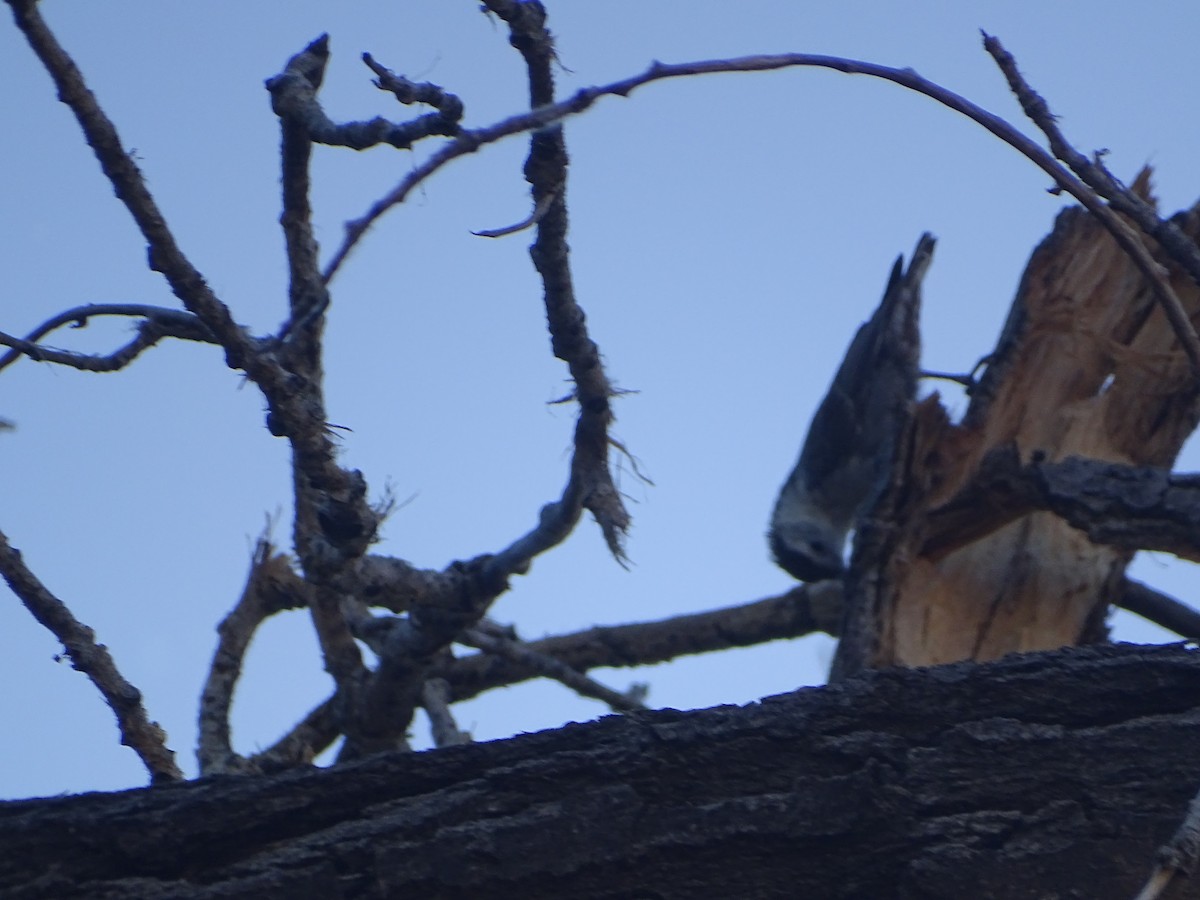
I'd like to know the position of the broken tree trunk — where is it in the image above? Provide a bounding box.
[837,171,1200,675]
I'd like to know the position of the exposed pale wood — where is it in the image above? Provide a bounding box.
[859,172,1200,670]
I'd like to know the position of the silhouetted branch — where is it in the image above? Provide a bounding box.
[460,626,648,712]
[1120,580,1200,642]
[318,36,1200,378]
[439,582,842,703]
[0,527,181,783]
[983,32,1200,377]
[0,303,216,373]
[7,1,259,371]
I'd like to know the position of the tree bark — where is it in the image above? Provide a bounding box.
[3,642,1199,899]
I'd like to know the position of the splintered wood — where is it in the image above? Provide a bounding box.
[869,170,1200,668]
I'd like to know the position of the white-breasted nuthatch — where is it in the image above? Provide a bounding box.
[769,233,935,581]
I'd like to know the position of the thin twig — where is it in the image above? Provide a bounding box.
[472,190,557,238]
[982,32,1200,377]
[440,582,842,703]
[7,1,259,370]
[461,626,647,712]
[321,43,1200,378]
[0,304,216,373]
[0,527,182,783]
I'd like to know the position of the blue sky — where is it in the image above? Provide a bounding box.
[2,1,1197,798]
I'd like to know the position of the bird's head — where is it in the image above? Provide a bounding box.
[768,519,846,582]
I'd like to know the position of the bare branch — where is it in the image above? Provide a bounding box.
[264,37,462,154]
[6,1,260,371]
[923,449,1200,565]
[362,52,464,126]
[319,41,1200,380]
[461,626,648,712]
[439,582,842,704]
[982,33,1200,291]
[421,678,471,748]
[1119,580,1200,642]
[249,698,339,773]
[982,33,1200,377]
[0,527,182,783]
[471,189,556,238]
[0,303,217,374]
[198,541,304,776]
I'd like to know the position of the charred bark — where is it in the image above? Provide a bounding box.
[3,642,1200,899]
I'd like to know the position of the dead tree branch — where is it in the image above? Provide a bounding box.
[6,1,261,372]
[319,38,1199,385]
[983,32,1200,293]
[0,304,216,373]
[923,449,1200,565]
[0,528,181,783]
[198,541,303,776]
[982,32,1200,376]
[1121,581,1200,642]
[439,581,842,704]
[460,626,648,712]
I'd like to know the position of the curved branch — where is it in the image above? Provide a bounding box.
[7,2,260,371]
[983,33,1200,292]
[320,44,1200,376]
[0,303,216,373]
[198,542,304,776]
[1120,580,1200,642]
[982,33,1200,376]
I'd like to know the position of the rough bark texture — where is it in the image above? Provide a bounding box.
[4,642,1200,899]
[845,175,1200,672]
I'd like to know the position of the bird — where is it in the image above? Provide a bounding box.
[769,233,935,582]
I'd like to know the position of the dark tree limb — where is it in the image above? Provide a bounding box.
[238,578,838,763]
[1121,580,1200,642]
[4,644,1200,899]
[0,304,216,373]
[922,449,1200,565]
[316,38,1199,377]
[439,580,842,703]
[460,626,647,712]
[5,0,260,372]
[983,32,1200,295]
[982,32,1200,376]
[0,529,181,784]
